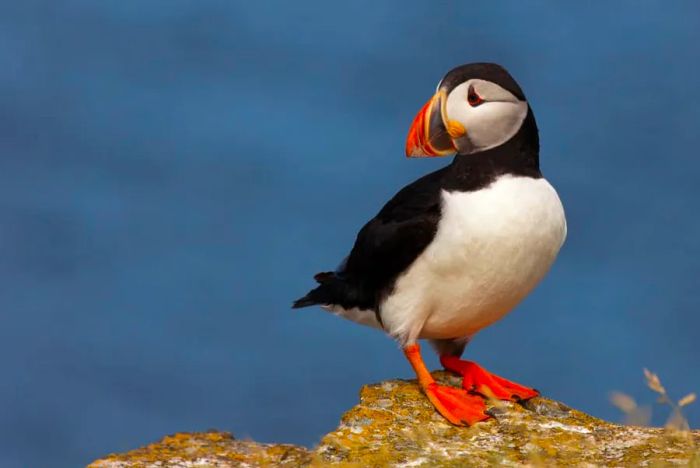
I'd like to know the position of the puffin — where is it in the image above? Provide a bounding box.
[293,63,566,425]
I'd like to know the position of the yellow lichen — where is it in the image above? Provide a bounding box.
[90,372,700,467]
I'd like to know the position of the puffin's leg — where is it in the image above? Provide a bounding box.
[440,355,539,401]
[403,344,489,426]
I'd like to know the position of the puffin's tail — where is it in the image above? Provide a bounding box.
[291,293,320,309]
[292,272,343,309]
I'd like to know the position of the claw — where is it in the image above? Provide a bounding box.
[484,408,500,421]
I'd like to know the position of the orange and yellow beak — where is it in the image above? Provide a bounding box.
[405,89,464,158]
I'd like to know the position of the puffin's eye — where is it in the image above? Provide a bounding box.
[467,85,483,107]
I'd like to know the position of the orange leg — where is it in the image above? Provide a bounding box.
[404,344,489,426]
[440,355,539,401]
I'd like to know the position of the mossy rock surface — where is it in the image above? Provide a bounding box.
[90,372,700,467]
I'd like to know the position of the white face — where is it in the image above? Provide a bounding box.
[444,79,528,154]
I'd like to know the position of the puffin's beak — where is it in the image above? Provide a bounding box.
[405,89,458,158]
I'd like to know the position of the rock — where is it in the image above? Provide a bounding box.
[90,372,700,467]
[88,432,311,467]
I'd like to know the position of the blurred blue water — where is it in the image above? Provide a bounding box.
[1,1,700,467]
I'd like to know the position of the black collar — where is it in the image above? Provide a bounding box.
[443,107,541,192]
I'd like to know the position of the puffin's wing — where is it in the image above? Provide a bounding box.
[293,168,446,311]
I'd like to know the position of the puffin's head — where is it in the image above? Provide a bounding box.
[405,63,531,157]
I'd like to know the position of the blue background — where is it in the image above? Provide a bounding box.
[2,2,699,467]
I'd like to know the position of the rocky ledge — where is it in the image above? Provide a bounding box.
[90,372,699,467]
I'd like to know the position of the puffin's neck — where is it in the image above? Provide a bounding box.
[444,108,541,191]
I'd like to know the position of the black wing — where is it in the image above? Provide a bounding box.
[293,166,447,312]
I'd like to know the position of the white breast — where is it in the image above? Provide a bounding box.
[380,175,566,344]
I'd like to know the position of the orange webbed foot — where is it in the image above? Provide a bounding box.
[441,355,539,401]
[403,343,490,426]
[423,382,490,426]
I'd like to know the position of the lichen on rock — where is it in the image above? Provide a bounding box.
[88,432,311,468]
[90,372,700,467]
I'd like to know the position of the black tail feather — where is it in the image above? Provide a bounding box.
[292,292,320,308]
[292,271,344,309]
